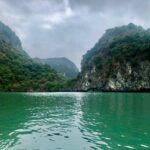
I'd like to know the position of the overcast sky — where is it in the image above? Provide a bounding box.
[0,0,150,68]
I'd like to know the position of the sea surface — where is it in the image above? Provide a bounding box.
[0,92,150,150]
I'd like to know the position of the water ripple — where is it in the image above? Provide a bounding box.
[0,92,150,150]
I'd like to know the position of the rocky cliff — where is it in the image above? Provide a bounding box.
[77,23,150,91]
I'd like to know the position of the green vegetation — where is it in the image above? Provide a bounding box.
[34,57,79,79]
[79,23,150,91]
[82,23,150,71]
[0,21,64,91]
[1,21,150,92]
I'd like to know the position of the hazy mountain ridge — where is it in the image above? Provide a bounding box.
[77,23,150,91]
[34,57,79,79]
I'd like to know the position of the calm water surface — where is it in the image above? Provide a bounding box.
[0,92,150,150]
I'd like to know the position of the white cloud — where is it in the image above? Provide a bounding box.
[41,0,75,29]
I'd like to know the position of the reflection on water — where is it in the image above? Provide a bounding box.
[0,92,150,150]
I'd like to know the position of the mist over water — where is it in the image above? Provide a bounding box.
[0,92,150,150]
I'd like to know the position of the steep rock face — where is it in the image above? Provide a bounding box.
[78,23,150,91]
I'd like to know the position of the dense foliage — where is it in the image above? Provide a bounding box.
[78,23,150,91]
[82,23,150,71]
[0,21,63,91]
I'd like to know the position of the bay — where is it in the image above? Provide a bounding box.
[0,92,150,150]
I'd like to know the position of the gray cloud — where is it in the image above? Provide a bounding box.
[0,0,150,68]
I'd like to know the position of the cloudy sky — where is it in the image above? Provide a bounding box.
[0,0,149,68]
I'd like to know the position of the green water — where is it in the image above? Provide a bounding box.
[0,93,150,150]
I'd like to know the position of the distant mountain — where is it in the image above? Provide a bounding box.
[34,57,79,79]
[0,21,63,91]
[76,23,150,91]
